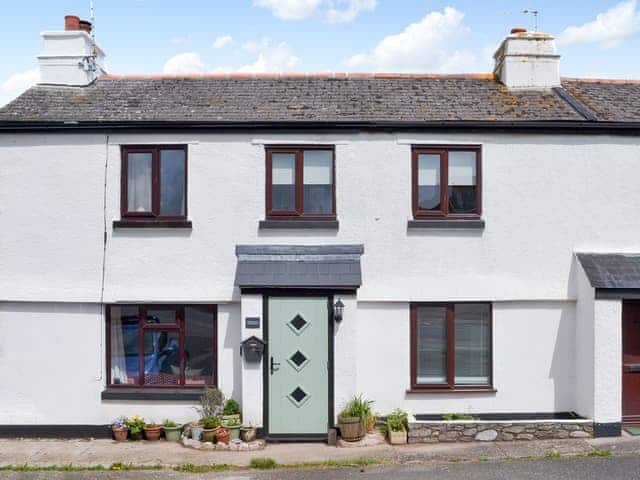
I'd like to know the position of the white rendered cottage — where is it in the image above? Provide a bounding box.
[1,17,640,441]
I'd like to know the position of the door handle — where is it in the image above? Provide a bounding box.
[624,364,640,372]
[270,356,281,375]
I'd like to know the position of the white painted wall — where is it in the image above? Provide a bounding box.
[356,301,576,416]
[593,298,622,423]
[3,132,640,304]
[575,261,595,419]
[240,294,264,427]
[0,302,240,424]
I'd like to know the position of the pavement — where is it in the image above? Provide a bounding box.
[0,434,639,470]
[1,456,640,479]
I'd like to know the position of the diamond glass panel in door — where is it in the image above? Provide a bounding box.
[272,153,296,211]
[418,154,441,211]
[454,304,490,385]
[143,330,180,385]
[184,306,214,385]
[303,150,333,214]
[416,306,448,384]
[109,306,141,385]
[448,151,477,214]
[127,152,152,212]
[159,149,186,216]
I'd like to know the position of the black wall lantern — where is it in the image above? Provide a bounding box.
[333,299,345,322]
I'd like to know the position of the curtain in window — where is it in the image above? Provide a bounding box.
[303,150,333,214]
[448,151,477,214]
[454,304,490,384]
[110,306,139,385]
[127,153,152,212]
[416,306,447,384]
[272,153,296,211]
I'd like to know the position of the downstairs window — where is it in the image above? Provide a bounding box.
[107,305,216,388]
[410,303,492,390]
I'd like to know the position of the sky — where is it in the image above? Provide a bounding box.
[1,0,640,106]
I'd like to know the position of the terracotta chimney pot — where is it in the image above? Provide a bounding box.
[510,27,528,34]
[64,15,80,31]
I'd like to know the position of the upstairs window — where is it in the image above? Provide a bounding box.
[121,145,187,221]
[107,304,216,388]
[410,303,492,391]
[266,146,335,219]
[412,146,481,219]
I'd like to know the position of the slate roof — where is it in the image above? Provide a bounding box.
[577,253,640,289]
[235,244,363,289]
[2,73,639,127]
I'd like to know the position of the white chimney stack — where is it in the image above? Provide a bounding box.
[37,15,106,86]
[493,28,560,90]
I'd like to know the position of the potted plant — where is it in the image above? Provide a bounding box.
[125,415,146,441]
[201,416,221,442]
[143,420,162,441]
[195,388,225,419]
[223,417,241,441]
[240,424,257,443]
[111,416,128,442]
[337,395,373,442]
[221,398,241,423]
[386,409,408,445]
[190,421,204,441]
[215,426,230,444]
[162,419,183,442]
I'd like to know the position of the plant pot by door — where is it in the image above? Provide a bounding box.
[215,427,230,444]
[388,428,407,445]
[190,424,203,441]
[112,426,128,442]
[240,427,256,443]
[338,415,364,442]
[227,425,241,441]
[144,425,162,441]
[163,425,182,442]
[201,428,216,443]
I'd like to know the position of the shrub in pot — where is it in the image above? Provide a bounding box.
[111,416,128,442]
[386,409,408,445]
[240,425,257,443]
[215,426,230,444]
[338,395,373,442]
[221,398,241,423]
[125,415,145,441]
[201,416,221,442]
[162,419,183,442]
[223,417,241,441]
[195,387,225,419]
[143,421,162,441]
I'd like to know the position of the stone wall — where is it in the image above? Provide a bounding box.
[408,421,593,443]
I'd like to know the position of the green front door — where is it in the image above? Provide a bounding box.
[268,297,329,436]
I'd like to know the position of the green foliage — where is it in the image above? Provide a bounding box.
[338,394,374,423]
[441,413,475,421]
[196,387,225,419]
[124,415,146,434]
[587,449,612,458]
[223,398,241,415]
[173,463,233,472]
[162,419,178,428]
[544,450,561,460]
[283,458,382,469]
[0,464,161,472]
[386,409,408,432]
[249,458,278,469]
[201,416,221,429]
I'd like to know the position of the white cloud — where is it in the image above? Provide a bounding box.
[327,0,376,23]
[557,0,640,49]
[254,0,322,20]
[344,6,475,73]
[254,0,373,22]
[2,68,40,96]
[163,52,206,74]
[239,38,301,72]
[212,35,233,49]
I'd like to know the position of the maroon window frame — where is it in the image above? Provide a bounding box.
[409,302,493,392]
[121,145,188,221]
[265,145,336,220]
[106,304,217,388]
[411,145,482,219]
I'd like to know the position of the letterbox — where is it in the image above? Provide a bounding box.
[240,336,266,362]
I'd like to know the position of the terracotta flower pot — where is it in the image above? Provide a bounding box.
[112,426,128,442]
[144,425,162,441]
[215,427,230,444]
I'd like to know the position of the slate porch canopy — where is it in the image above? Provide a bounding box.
[235,245,364,290]
[577,253,640,299]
